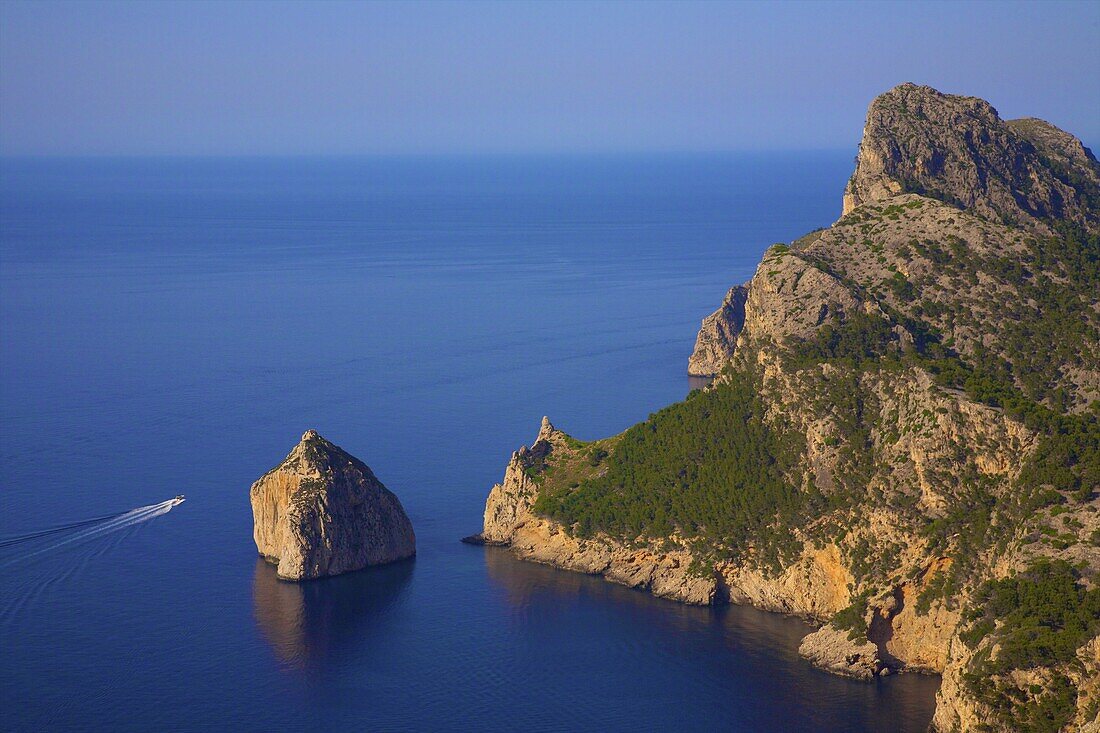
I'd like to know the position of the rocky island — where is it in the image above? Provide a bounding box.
[251,430,415,580]
[470,84,1100,732]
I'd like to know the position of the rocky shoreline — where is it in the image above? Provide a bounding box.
[467,83,1100,732]
[465,416,956,680]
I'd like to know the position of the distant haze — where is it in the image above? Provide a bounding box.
[1,0,1098,156]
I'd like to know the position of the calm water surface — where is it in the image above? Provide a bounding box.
[0,155,939,731]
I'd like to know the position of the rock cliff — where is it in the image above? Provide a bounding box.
[687,285,748,376]
[797,625,885,680]
[842,82,1100,234]
[470,417,718,604]
[474,84,1100,733]
[251,430,415,580]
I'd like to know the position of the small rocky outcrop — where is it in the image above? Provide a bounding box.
[842,82,1100,233]
[474,416,556,546]
[798,625,886,680]
[688,285,747,376]
[688,245,869,375]
[250,430,415,580]
[468,417,719,605]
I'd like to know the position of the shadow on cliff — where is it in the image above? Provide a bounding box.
[252,557,414,669]
[687,375,715,392]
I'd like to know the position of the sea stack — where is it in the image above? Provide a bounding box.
[250,430,415,580]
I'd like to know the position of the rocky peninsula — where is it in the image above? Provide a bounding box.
[251,430,415,580]
[470,84,1100,732]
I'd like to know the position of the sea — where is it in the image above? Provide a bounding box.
[0,154,940,732]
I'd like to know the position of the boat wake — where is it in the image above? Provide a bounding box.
[0,497,184,566]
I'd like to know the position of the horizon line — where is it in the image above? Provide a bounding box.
[0,148,862,160]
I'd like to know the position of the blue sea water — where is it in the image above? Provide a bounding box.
[0,154,939,732]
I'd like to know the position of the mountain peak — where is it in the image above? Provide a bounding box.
[842,84,1100,233]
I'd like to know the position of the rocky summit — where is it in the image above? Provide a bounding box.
[477,84,1100,733]
[842,82,1100,234]
[251,430,415,580]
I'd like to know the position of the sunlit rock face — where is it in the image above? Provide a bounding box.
[474,83,1100,733]
[842,83,1100,233]
[688,285,748,376]
[250,430,415,580]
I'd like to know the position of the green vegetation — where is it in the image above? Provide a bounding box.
[781,310,1038,597]
[790,223,1099,510]
[927,355,1100,504]
[830,592,870,642]
[914,569,949,615]
[962,560,1100,671]
[786,310,897,367]
[532,367,805,566]
[526,437,616,493]
[791,227,826,249]
[960,560,1100,733]
[986,226,1099,406]
[896,223,1098,408]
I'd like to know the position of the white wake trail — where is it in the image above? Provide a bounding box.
[1,499,181,566]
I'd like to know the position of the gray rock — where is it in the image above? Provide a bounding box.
[798,625,885,680]
[688,285,748,376]
[842,82,1100,233]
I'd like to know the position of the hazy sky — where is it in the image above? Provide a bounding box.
[2,0,1098,155]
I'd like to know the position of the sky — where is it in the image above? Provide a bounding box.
[1,0,1098,156]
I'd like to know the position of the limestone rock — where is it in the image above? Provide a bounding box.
[471,417,718,605]
[688,247,870,377]
[251,430,415,580]
[739,245,866,345]
[868,567,959,673]
[475,418,551,546]
[1008,116,1100,185]
[475,84,1100,731]
[508,518,718,605]
[798,625,885,680]
[931,608,1100,733]
[688,285,747,376]
[718,544,854,620]
[842,82,1100,233]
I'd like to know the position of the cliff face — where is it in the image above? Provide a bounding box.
[475,84,1100,733]
[841,83,1100,234]
[476,348,1028,676]
[687,286,747,376]
[687,244,869,378]
[477,418,718,605]
[251,430,415,580]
